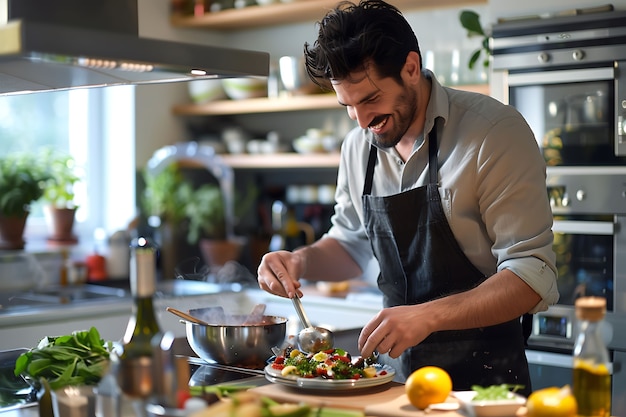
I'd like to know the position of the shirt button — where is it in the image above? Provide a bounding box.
[397,159,404,166]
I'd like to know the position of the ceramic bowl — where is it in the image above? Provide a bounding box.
[187,79,226,103]
[292,136,325,154]
[221,77,267,100]
[453,391,526,417]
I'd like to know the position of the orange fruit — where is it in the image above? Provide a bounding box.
[405,366,453,409]
[526,385,577,417]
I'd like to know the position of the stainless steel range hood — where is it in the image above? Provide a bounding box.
[0,0,269,95]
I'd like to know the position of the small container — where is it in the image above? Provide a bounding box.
[107,230,131,280]
[572,296,612,417]
[51,386,96,417]
[86,253,107,282]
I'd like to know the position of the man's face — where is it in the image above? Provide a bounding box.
[332,64,419,149]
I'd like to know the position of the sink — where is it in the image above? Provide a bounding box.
[0,284,128,312]
[155,280,246,297]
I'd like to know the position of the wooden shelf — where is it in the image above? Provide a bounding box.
[179,152,341,169]
[171,0,487,31]
[172,84,489,115]
[173,93,339,115]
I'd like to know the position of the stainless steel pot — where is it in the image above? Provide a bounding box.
[185,315,287,369]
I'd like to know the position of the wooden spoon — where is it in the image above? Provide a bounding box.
[166,306,210,326]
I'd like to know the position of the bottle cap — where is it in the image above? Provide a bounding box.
[575,296,606,321]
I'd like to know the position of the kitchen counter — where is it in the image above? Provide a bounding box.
[0,281,383,351]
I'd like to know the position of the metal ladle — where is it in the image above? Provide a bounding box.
[291,295,334,353]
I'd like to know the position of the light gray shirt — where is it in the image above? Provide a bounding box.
[325,70,559,313]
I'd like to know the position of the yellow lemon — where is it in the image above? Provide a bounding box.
[405,366,453,409]
[526,385,577,417]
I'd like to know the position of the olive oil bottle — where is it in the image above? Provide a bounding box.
[117,236,162,399]
[572,297,611,417]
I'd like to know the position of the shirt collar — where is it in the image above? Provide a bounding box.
[422,69,450,134]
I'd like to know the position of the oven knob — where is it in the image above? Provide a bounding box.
[572,49,585,61]
[538,52,551,64]
[576,189,586,201]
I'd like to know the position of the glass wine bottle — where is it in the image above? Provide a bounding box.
[117,236,162,399]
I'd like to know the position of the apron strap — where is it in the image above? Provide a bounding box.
[428,117,440,185]
[363,145,377,196]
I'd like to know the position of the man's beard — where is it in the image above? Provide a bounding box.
[371,88,418,149]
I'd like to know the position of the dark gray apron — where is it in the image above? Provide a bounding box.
[361,120,532,395]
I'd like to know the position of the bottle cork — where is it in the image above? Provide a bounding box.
[575,296,606,322]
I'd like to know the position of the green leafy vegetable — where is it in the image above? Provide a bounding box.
[14,327,113,390]
[470,384,524,401]
[189,384,256,399]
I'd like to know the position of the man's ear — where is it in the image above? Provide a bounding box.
[402,51,422,82]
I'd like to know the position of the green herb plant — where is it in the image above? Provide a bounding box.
[471,384,525,401]
[40,149,82,209]
[459,10,492,70]
[142,164,258,244]
[0,153,49,216]
[14,327,113,390]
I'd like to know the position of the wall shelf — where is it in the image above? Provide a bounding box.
[179,152,341,169]
[173,84,489,115]
[171,0,487,31]
[173,93,338,115]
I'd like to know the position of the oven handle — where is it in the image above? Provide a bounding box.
[526,349,573,369]
[552,220,614,235]
[508,67,614,86]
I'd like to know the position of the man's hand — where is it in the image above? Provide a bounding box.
[358,270,542,359]
[358,305,433,359]
[257,250,305,299]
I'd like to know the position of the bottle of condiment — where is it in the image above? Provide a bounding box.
[572,296,611,417]
[116,237,162,399]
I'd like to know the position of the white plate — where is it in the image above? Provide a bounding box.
[264,363,395,390]
[453,391,526,417]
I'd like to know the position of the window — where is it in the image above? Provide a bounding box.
[0,86,136,253]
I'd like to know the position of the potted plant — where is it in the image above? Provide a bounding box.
[141,163,256,273]
[181,181,248,269]
[459,10,492,70]
[40,149,82,243]
[0,153,49,250]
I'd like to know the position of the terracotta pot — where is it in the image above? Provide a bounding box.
[199,237,246,267]
[45,206,77,244]
[0,212,28,250]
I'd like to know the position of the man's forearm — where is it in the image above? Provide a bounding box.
[424,269,541,332]
[295,238,362,282]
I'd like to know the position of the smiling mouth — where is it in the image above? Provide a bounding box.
[369,115,389,132]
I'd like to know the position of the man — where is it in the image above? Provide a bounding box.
[257,0,558,394]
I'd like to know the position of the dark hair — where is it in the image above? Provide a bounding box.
[304,0,421,90]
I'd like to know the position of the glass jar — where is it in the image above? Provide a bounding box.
[572,296,611,417]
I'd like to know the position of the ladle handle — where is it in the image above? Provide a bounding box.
[291,295,312,329]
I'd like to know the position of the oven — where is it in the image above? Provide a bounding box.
[491,10,626,415]
[491,9,626,168]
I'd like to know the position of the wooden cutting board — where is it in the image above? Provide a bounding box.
[250,383,465,417]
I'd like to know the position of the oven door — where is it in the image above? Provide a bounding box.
[551,219,615,310]
[507,66,626,166]
[526,349,574,391]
